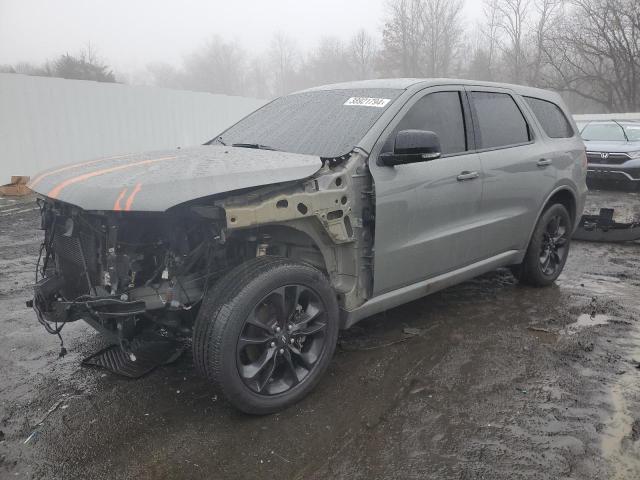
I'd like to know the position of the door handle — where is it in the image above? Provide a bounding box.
[537,158,553,167]
[457,171,480,181]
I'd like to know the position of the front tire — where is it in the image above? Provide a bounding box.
[193,257,339,414]
[513,203,572,287]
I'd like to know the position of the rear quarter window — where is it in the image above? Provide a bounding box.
[524,97,574,138]
[469,91,531,149]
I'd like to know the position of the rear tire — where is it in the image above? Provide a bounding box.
[513,203,572,287]
[193,257,339,414]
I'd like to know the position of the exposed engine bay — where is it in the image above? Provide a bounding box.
[32,199,228,351]
[30,152,375,353]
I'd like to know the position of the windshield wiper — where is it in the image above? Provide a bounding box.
[232,143,279,151]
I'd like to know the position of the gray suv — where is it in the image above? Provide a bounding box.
[28,79,587,413]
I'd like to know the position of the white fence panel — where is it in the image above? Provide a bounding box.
[0,73,267,181]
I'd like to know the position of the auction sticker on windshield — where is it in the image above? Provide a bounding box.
[344,97,391,107]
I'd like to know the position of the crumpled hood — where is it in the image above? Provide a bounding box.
[583,140,640,153]
[28,145,323,212]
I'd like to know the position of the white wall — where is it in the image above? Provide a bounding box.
[0,73,267,181]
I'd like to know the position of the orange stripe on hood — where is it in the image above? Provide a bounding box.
[47,156,176,199]
[29,154,134,189]
[124,183,142,211]
[113,188,128,211]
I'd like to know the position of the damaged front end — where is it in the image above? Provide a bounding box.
[31,199,227,352]
[29,149,376,364]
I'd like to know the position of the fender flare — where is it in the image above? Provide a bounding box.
[523,184,579,252]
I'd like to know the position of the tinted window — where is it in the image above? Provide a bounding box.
[581,122,626,141]
[470,92,531,149]
[525,97,573,138]
[392,91,467,155]
[214,88,403,158]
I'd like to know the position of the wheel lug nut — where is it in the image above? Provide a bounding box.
[279,348,285,354]
[270,342,276,348]
[275,326,281,333]
[290,338,295,344]
[287,324,292,330]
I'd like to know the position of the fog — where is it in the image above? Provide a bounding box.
[1,0,638,113]
[0,0,476,70]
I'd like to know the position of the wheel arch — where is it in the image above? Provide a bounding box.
[546,188,577,225]
[525,185,579,251]
[249,222,333,274]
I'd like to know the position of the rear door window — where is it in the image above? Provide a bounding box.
[524,97,574,138]
[392,91,467,155]
[469,91,531,149]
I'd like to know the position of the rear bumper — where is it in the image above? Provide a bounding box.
[587,164,640,182]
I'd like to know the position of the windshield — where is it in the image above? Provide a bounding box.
[622,122,640,141]
[213,88,404,158]
[581,121,640,142]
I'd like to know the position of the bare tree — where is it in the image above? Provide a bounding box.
[380,0,427,76]
[528,0,561,86]
[146,62,183,89]
[379,0,464,77]
[465,32,493,80]
[182,36,247,95]
[350,29,377,79]
[51,44,116,82]
[269,33,299,96]
[305,36,353,86]
[481,0,502,80]
[244,56,273,99]
[542,0,640,112]
[422,0,464,76]
[494,0,530,83]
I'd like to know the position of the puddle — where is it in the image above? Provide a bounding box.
[559,275,625,297]
[563,313,610,335]
[527,328,558,344]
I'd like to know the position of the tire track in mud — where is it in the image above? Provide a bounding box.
[600,317,640,479]
[303,244,640,480]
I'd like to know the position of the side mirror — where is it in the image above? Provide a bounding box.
[378,130,442,167]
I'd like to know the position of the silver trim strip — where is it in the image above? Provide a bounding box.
[586,151,631,157]
[587,169,640,181]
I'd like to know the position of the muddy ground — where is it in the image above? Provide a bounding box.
[1,188,639,480]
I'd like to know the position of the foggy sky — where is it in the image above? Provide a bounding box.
[0,0,483,73]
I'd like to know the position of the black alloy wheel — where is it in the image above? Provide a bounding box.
[539,213,569,276]
[513,203,572,287]
[237,284,328,395]
[193,257,339,414]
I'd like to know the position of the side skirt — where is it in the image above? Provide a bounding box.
[340,250,522,329]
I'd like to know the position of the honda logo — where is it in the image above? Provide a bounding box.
[600,152,609,160]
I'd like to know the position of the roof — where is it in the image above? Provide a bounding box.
[297,78,559,100]
[299,78,426,91]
